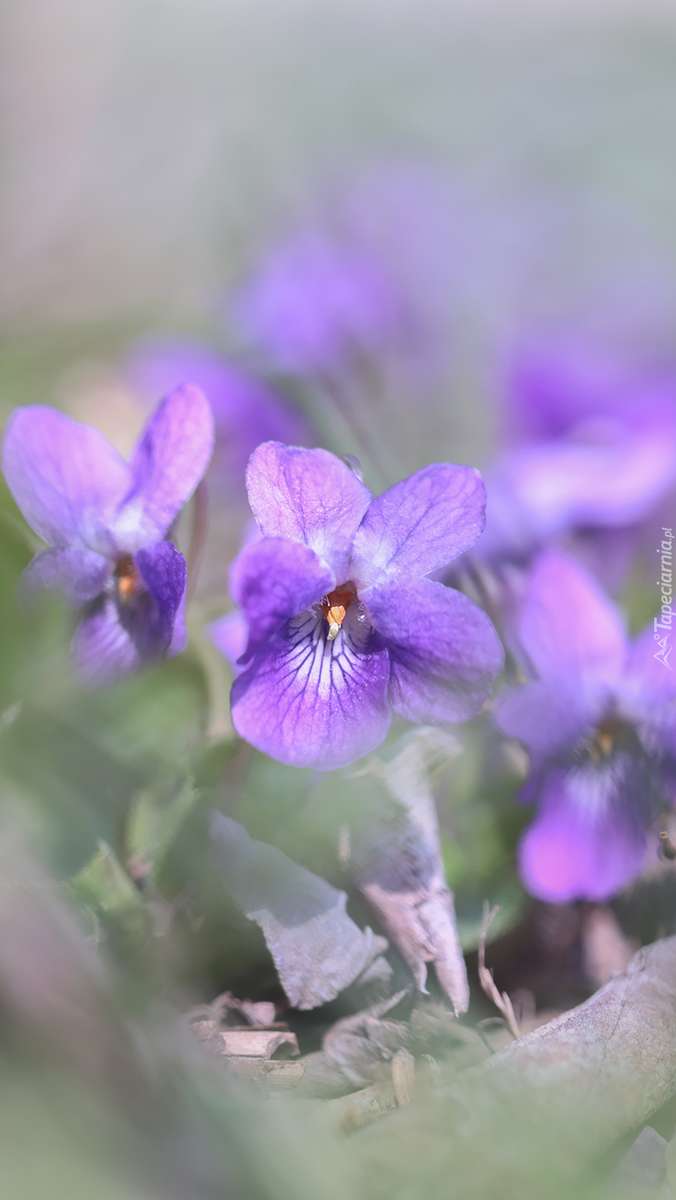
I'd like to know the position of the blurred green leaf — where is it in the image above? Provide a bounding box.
[71,841,148,950]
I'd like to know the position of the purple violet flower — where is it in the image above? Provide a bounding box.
[233,230,414,377]
[481,337,676,565]
[2,386,214,683]
[503,335,644,444]
[221,441,504,770]
[496,550,676,902]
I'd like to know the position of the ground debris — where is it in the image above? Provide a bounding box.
[189,990,279,1028]
[224,1058,307,1087]
[192,1024,299,1060]
[390,1048,416,1107]
[354,936,676,1198]
[299,992,487,1099]
[188,992,299,1063]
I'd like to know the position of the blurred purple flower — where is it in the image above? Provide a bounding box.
[502,336,643,443]
[497,550,676,902]
[2,386,213,683]
[127,339,309,488]
[223,441,504,769]
[481,337,676,565]
[233,230,417,377]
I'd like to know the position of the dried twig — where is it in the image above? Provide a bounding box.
[477,903,520,1040]
[390,1048,416,1107]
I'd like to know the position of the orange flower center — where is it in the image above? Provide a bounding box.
[114,553,141,603]
[589,715,631,762]
[320,582,357,641]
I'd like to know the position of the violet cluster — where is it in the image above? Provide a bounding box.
[3,191,676,914]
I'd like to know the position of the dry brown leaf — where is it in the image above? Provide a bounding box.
[352,730,469,1015]
[209,812,390,1010]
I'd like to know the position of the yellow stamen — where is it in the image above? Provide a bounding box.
[321,583,357,641]
[114,553,141,603]
[595,730,614,758]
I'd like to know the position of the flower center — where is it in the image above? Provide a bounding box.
[114,553,141,603]
[320,582,358,642]
[588,714,637,762]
